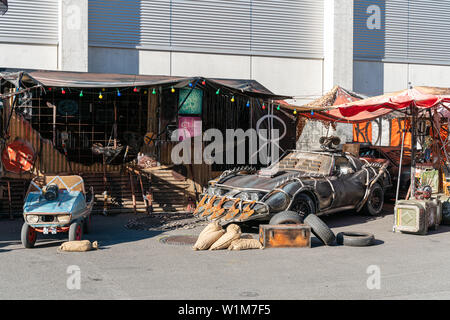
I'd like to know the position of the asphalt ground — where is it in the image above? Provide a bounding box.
[1,203,450,300]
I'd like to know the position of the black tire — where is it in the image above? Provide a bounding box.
[304,214,336,245]
[68,221,83,241]
[269,211,303,225]
[363,183,384,216]
[21,222,37,249]
[83,214,92,234]
[336,232,375,246]
[290,193,316,219]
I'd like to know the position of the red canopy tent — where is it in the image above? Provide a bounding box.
[297,86,450,199]
[302,86,450,123]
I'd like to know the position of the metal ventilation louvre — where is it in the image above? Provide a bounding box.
[0,0,59,44]
[355,0,450,65]
[88,0,142,48]
[89,0,324,59]
[407,0,450,64]
[171,0,251,53]
[251,0,324,58]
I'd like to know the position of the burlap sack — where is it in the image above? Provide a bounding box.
[198,221,222,238]
[228,238,263,250]
[192,229,225,250]
[209,224,242,250]
[59,240,98,252]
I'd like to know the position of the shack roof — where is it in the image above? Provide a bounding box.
[0,68,291,100]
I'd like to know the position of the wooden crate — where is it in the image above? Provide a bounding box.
[259,224,311,248]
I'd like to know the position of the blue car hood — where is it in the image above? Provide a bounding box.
[24,191,86,214]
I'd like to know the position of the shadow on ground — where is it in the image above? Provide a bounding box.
[0,213,163,250]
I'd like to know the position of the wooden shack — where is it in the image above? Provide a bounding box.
[0,69,294,216]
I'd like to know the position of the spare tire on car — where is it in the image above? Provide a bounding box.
[269,211,303,225]
[336,231,375,246]
[304,214,336,245]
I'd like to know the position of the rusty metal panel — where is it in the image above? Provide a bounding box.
[259,224,311,248]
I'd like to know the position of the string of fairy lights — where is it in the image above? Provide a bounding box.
[34,79,312,116]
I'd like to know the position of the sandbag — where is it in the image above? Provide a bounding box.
[198,221,222,238]
[192,229,225,250]
[228,238,264,251]
[59,240,98,252]
[209,224,242,250]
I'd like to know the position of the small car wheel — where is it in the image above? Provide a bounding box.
[269,211,303,225]
[83,214,91,234]
[291,193,316,219]
[21,223,37,249]
[363,183,384,216]
[68,221,83,241]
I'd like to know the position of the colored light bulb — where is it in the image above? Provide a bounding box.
[277,105,280,111]
[117,90,121,97]
[102,88,105,92]
[294,109,297,115]
[202,80,206,85]
[99,92,103,99]
[133,87,137,92]
[231,96,235,102]
[188,82,193,87]
[79,90,83,97]
[61,88,66,94]
[152,88,156,95]
[171,86,175,93]
[246,101,250,107]
[311,110,314,115]
[216,89,220,95]
[262,104,266,110]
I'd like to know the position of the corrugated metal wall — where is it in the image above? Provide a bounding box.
[355,0,450,65]
[0,0,59,45]
[88,0,324,58]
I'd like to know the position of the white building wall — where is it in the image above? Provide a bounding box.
[0,43,58,70]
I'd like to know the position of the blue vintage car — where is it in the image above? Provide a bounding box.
[21,175,94,248]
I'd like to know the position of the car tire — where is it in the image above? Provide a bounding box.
[21,222,37,249]
[83,214,91,234]
[336,232,375,246]
[68,221,83,241]
[269,211,303,225]
[304,214,336,246]
[363,183,384,216]
[291,193,316,219]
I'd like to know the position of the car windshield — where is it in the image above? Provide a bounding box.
[265,151,333,175]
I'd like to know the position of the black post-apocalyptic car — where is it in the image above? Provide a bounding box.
[193,146,391,225]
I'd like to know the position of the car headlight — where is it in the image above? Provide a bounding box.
[26,215,39,223]
[57,214,71,224]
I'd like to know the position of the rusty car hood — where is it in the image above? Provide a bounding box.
[218,170,316,191]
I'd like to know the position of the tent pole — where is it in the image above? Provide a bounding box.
[395,125,407,204]
[410,102,417,199]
